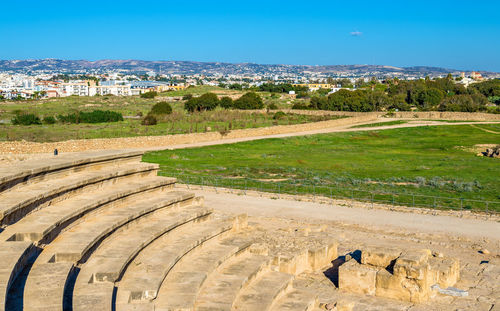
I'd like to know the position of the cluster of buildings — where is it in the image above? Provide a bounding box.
[0,74,187,100]
[0,69,492,100]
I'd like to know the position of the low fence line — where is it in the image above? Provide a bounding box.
[160,172,500,214]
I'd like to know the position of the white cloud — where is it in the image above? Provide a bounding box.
[350,31,363,37]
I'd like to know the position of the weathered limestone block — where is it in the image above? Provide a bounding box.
[308,240,338,271]
[429,257,460,288]
[274,250,309,275]
[232,213,248,231]
[361,247,401,268]
[339,260,379,296]
[375,269,430,303]
[393,249,432,280]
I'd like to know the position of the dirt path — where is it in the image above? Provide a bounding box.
[469,124,500,134]
[146,119,499,151]
[192,189,500,241]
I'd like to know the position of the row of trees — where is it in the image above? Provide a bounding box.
[184,92,264,112]
[12,110,124,125]
[303,78,500,113]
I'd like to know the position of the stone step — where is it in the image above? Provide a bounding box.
[0,241,33,311]
[72,205,212,311]
[269,289,318,311]
[194,252,271,311]
[79,205,213,283]
[0,177,175,311]
[114,215,238,310]
[0,149,143,194]
[233,271,294,311]
[0,161,159,226]
[22,191,198,311]
[0,175,175,243]
[35,190,196,264]
[23,262,74,311]
[154,234,253,311]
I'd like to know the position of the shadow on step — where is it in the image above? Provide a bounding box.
[5,246,42,311]
[323,250,361,287]
[63,266,80,311]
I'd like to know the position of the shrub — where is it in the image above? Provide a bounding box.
[11,113,42,125]
[43,116,57,124]
[182,94,193,101]
[292,103,309,110]
[184,93,219,112]
[140,91,158,99]
[141,114,157,125]
[273,111,286,120]
[150,101,173,115]
[219,97,234,109]
[58,110,123,123]
[233,92,264,110]
[267,103,278,110]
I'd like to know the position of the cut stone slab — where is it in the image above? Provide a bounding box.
[194,252,271,311]
[429,257,460,288]
[339,260,379,296]
[154,234,252,311]
[270,288,318,311]
[23,262,73,311]
[0,175,175,243]
[375,269,429,303]
[232,271,294,311]
[361,247,401,268]
[72,282,114,311]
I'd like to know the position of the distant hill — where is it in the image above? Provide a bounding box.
[0,59,498,77]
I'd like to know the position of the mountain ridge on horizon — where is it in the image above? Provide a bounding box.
[0,59,498,77]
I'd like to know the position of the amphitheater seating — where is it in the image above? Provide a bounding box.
[0,150,337,311]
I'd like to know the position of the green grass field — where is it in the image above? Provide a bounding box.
[143,124,500,212]
[351,120,408,128]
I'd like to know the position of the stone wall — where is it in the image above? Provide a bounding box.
[390,111,500,121]
[266,110,500,121]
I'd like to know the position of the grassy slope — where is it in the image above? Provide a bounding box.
[144,124,500,210]
[0,87,316,142]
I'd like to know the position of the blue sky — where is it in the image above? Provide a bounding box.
[1,0,499,71]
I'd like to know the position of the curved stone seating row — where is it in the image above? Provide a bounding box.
[154,234,254,311]
[72,205,215,311]
[0,160,158,227]
[0,176,175,310]
[0,150,200,311]
[23,192,202,311]
[0,150,143,194]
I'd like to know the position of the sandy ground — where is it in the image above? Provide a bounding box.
[194,189,500,241]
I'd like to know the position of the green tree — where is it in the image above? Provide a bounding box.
[220,96,234,109]
[184,93,219,112]
[150,101,173,115]
[233,92,264,109]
